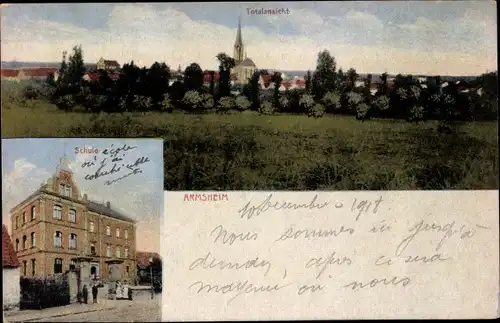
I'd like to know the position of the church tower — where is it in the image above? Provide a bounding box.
[233,16,244,65]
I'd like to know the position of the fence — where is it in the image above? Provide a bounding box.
[20,275,71,310]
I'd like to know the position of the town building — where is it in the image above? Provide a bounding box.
[0,68,58,82]
[3,224,21,311]
[230,17,257,85]
[9,157,137,283]
[96,58,121,72]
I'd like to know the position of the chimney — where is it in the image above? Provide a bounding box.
[83,194,88,201]
[106,201,110,209]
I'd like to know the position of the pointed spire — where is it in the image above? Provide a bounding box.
[235,15,243,47]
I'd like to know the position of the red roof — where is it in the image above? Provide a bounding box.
[22,68,58,77]
[103,60,120,67]
[1,69,20,78]
[2,225,20,268]
[202,72,238,83]
[136,251,161,269]
[294,79,306,86]
[84,72,120,81]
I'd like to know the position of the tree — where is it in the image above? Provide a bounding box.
[259,101,275,115]
[346,91,363,112]
[216,53,236,98]
[378,72,389,95]
[271,72,283,110]
[184,63,203,91]
[247,72,261,110]
[209,70,216,96]
[161,93,174,112]
[373,95,390,113]
[312,50,337,100]
[58,50,68,86]
[147,62,171,109]
[65,45,86,90]
[217,96,235,113]
[355,103,371,121]
[308,103,325,118]
[346,68,358,91]
[365,73,373,87]
[299,94,315,113]
[201,93,214,110]
[305,70,312,93]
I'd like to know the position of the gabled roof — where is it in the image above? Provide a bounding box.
[22,68,58,77]
[136,251,161,269]
[84,199,135,223]
[239,58,256,67]
[103,60,120,67]
[3,225,20,269]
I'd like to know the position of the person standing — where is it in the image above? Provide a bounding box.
[82,285,88,304]
[92,284,98,303]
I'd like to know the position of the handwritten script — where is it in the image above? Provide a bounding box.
[81,143,150,185]
[162,191,499,320]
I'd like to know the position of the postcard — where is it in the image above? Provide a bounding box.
[163,191,499,320]
[2,139,163,322]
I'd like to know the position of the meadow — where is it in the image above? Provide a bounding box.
[2,99,498,190]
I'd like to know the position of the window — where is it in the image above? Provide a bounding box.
[54,231,62,248]
[68,209,76,223]
[15,238,19,252]
[22,212,26,224]
[116,247,121,258]
[116,228,120,238]
[15,216,19,229]
[22,235,27,249]
[106,245,111,257]
[69,260,76,270]
[23,261,27,276]
[53,205,62,220]
[90,244,96,255]
[124,230,128,239]
[59,184,72,197]
[54,258,63,274]
[89,221,95,232]
[124,248,129,258]
[30,232,36,248]
[69,233,77,249]
[126,266,129,274]
[106,226,111,236]
[31,259,36,276]
[31,206,36,221]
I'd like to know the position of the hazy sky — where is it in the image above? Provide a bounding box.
[2,138,163,252]
[0,2,497,75]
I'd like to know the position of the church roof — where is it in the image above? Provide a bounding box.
[235,16,243,47]
[239,58,256,67]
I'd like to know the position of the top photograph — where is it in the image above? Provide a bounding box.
[1,2,498,191]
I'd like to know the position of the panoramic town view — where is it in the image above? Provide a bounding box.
[1,2,498,192]
[2,139,163,322]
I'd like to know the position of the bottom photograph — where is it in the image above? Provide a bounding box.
[2,138,164,322]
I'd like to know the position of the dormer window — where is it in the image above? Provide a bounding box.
[59,184,72,197]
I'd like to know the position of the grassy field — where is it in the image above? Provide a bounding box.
[2,100,498,190]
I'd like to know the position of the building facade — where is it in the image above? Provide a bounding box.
[96,58,120,72]
[3,224,21,311]
[9,158,137,283]
[231,17,257,85]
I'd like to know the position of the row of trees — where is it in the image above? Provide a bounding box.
[29,45,498,121]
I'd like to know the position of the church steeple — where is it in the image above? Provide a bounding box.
[233,15,244,65]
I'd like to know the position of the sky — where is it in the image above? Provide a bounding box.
[2,138,163,253]
[0,2,497,75]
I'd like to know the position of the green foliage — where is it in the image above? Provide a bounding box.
[408,105,425,123]
[184,63,203,91]
[201,93,214,110]
[355,103,371,121]
[279,95,290,111]
[308,103,325,118]
[56,94,76,111]
[346,91,362,111]
[259,101,275,115]
[373,95,390,112]
[312,50,337,99]
[235,96,251,111]
[299,94,315,111]
[161,93,174,112]
[322,91,341,112]
[182,91,203,111]
[217,96,235,113]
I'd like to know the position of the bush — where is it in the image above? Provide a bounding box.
[346,91,362,111]
[408,105,425,123]
[161,93,174,112]
[235,96,251,111]
[308,103,325,118]
[299,94,315,111]
[322,91,341,112]
[56,94,76,111]
[279,95,290,111]
[217,96,236,113]
[355,103,371,121]
[373,95,390,112]
[259,101,275,115]
[182,91,203,111]
[201,93,214,111]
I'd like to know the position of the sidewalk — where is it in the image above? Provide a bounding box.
[4,299,119,322]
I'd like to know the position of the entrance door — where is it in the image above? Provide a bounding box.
[90,262,100,281]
